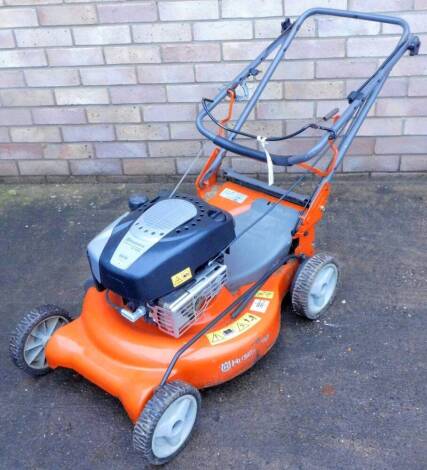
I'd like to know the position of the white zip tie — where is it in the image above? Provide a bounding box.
[257,135,274,186]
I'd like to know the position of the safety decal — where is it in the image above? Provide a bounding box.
[206,313,261,346]
[219,188,248,204]
[171,267,192,288]
[255,290,274,299]
[250,298,270,313]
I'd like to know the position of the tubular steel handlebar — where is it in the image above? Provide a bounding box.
[196,8,417,184]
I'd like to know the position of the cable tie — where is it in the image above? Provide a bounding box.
[257,135,274,186]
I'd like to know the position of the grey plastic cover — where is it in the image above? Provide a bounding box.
[225,199,300,291]
[110,199,197,270]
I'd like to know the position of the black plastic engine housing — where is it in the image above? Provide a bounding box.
[88,194,235,303]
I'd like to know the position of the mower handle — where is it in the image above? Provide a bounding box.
[196,7,412,167]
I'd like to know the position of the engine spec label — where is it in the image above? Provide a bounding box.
[171,267,192,288]
[206,313,261,346]
[219,188,248,204]
[110,235,153,270]
[250,298,270,313]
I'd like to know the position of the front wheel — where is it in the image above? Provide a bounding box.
[291,253,340,320]
[133,381,201,466]
[9,305,72,376]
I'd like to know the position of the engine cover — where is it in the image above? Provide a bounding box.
[87,194,235,303]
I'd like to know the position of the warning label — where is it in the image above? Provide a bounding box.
[255,290,274,299]
[206,313,261,346]
[171,267,192,288]
[250,298,270,313]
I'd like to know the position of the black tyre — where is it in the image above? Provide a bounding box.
[291,253,340,320]
[9,305,72,376]
[133,381,201,466]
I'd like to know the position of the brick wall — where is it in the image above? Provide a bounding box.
[0,0,426,181]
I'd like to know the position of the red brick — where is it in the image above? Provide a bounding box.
[343,155,399,172]
[95,142,147,159]
[98,2,157,23]
[32,107,86,125]
[0,8,37,27]
[0,143,43,159]
[110,85,166,104]
[159,1,218,21]
[0,70,25,88]
[0,89,53,106]
[0,30,15,48]
[43,143,93,160]
[0,49,46,68]
[0,109,31,126]
[123,158,175,175]
[62,125,115,142]
[16,28,72,47]
[376,137,427,154]
[401,155,427,171]
[19,160,69,175]
[11,126,61,143]
[24,68,79,87]
[70,159,122,175]
[148,141,201,158]
[38,5,97,25]
[0,161,18,176]
[47,47,103,66]
[80,66,136,86]
[162,43,220,63]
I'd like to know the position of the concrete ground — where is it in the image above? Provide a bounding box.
[0,176,426,470]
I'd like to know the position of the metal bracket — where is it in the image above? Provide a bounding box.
[281,18,292,33]
[248,67,261,78]
[347,90,364,104]
[235,81,250,101]
[408,35,421,56]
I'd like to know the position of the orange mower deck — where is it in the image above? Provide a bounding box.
[46,258,299,422]
[45,172,328,422]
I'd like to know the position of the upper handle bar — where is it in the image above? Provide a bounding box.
[196,8,413,166]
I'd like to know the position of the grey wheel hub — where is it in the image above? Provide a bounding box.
[23,315,68,369]
[151,394,198,459]
[308,263,338,316]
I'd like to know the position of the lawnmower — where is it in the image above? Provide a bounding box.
[10,8,419,466]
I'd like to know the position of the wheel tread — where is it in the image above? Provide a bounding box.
[9,305,71,376]
[133,381,201,466]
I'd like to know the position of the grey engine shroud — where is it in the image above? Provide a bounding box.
[87,195,235,303]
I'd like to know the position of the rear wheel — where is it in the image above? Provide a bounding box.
[292,253,340,320]
[9,305,72,376]
[133,381,201,466]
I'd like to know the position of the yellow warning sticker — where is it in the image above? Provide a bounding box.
[171,267,192,288]
[206,313,261,346]
[255,290,274,299]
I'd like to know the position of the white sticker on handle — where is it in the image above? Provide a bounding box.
[220,188,248,204]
